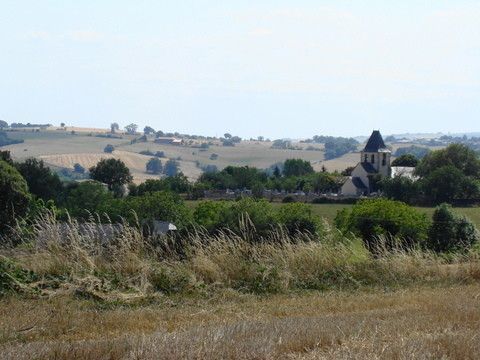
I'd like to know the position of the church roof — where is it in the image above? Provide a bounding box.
[363,130,390,152]
[359,162,377,174]
[352,177,368,190]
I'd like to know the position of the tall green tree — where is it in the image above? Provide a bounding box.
[427,204,479,253]
[0,160,30,235]
[15,158,62,201]
[283,159,314,177]
[415,143,480,178]
[146,157,163,174]
[89,158,133,191]
[392,154,419,167]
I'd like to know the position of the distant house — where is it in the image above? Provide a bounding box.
[391,166,417,180]
[155,137,183,145]
[341,130,391,196]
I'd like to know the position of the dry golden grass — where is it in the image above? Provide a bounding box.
[2,215,480,359]
[1,284,480,359]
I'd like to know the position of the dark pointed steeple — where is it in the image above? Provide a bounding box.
[363,130,389,152]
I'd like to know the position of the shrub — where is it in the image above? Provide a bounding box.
[0,160,30,236]
[277,203,322,236]
[73,163,85,174]
[99,191,192,228]
[427,204,479,253]
[335,198,430,250]
[193,201,229,233]
[104,144,115,153]
[64,181,113,219]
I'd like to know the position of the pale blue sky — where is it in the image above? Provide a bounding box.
[1,1,479,138]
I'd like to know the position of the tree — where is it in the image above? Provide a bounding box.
[60,122,65,128]
[89,158,133,191]
[0,150,13,165]
[146,157,163,174]
[273,166,281,178]
[335,198,430,250]
[64,181,113,218]
[380,176,421,204]
[416,143,480,178]
[224,133,232,139]
[283,159,314,177]
[164,159,180,177]
[427,204,479,252]
[125,123,138,135]
[0,160,30,235]
[144,126,155,135]
[73,163,85,174]
[110,123,120,133]
[15,158,63,201]
[392,154,419,167]
[421,165,479,204]
[104,144,115,153]
[0,120,8,129]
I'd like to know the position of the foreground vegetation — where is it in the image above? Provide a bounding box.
[2,284,480,359]
[1,215,480,359]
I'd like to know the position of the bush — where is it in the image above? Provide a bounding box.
[277,203,322,236]
[0,160,30,236]
[335,198,430,250]
[193,201,229,233]
[99,191,192,228]
[427,204,479,253]
[73,163,85,174]
[64,181,113,219]
[104,144,115,153]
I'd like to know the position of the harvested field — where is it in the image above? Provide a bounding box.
[1,285,480,359]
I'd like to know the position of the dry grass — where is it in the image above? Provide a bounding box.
[2,215,480,359]
[1,285,480,359]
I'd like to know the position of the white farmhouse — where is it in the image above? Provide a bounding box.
[341,130,391,196]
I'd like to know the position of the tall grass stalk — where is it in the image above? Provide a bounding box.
[2,211,479,300]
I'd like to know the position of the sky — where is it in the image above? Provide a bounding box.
[0,1,479,139]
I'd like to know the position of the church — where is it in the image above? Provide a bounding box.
[341,130,391,196]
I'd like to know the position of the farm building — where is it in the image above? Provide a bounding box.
[154,137,183,145]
